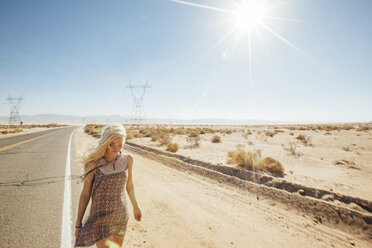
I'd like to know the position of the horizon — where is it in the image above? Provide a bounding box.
[1,0,371,123]
[0,113,370,126]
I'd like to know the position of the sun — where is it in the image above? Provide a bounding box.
[169,0,310,81]
[234,1,265,32]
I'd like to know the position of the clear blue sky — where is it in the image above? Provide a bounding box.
[0,0,371,123]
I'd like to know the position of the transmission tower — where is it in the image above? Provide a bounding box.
[6,95,24,126]
[126,81,151,124]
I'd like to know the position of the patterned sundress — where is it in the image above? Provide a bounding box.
[75,153,129,247]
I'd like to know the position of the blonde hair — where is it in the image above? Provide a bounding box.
[81,123,126,180]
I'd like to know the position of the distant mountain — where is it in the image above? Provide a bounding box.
[0,114,128,125]
[0,114,287,125]
[0,114,362,126]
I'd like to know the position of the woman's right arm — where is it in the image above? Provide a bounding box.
[75,169,95,227]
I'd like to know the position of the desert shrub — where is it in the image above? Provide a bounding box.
[342,146,351,152]
[227,149,260,170]
[133,132,143,138]
[258,157,284,175]
[356,126,369,131]
[151,136,157,142]
[188,131,199,137]
[211,135,221,143]
[225,130,232,134]
[227,149,284,176]
[158,133,172,146]
[1,128,23,134]
[235,143,246,150]
[264,130,276,137]
[283,141,301,157]
[295,134,312,146]
[166,142,179,152]
[186,134,200,148]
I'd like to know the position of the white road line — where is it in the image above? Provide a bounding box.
[61,129,75,248]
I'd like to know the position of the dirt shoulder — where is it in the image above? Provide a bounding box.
[74,127,371,247]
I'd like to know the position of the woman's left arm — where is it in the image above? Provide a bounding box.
[126,155,142,221]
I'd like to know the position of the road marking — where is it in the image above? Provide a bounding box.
[0,130,60,152]
[61,129,75,248]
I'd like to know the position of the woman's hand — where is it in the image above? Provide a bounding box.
[134,206,142,221]
[75,226,82,239]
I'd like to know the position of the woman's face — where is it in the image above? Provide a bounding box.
[106,136,123,156]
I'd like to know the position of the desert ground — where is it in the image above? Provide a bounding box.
[74,126,372,247]
[118,124,372,202]
[0,124,67,139]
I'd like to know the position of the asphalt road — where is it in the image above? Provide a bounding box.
[0,127,78,248]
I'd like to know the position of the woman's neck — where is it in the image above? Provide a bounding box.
[104,151,120,161]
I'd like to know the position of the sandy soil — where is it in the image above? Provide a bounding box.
[130,126,372,201]
[0,127,62,139]
[73,127,371,248]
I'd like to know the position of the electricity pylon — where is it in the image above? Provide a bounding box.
[126,81,151,124]
[6,95,24,126]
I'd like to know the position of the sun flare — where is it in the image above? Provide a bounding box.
[234,1,265,32]
[169,0,309,81]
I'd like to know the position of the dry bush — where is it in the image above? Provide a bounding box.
[242,132,249,139]
[176,128,188,135]
[227,149,260,170]
[211,135,221,143]
[342,146,351,152]
[158,133,172,146]
[324,131,332,135]
[283,141,301,157]
[225,130,232,134]
[133,132,143,138]
[356,126,369,131]
[84,124,104,138]
[1,128,23,134]
[186,133,200,148]
[295,134,312,146]
[247,140,253,145]
[333,159,358,169]
[188,131,199,138]
[227,149,284,176]
[289,132,294,136]
[258,157,284,175]
[166,142,179,152]
[151,136,157,142]
[264,130,276,137]
[235,143,246,150]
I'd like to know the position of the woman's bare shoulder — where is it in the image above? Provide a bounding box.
[124,153,134,163]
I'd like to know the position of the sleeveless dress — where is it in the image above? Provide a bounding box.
[75,153,130,247]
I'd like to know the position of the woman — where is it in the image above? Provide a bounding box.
[74,123,142,247]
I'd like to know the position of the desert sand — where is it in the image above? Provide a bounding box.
[129,125,372,202]
[74,126,372,247]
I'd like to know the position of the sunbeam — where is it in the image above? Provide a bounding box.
[260,23,312,60]
[169,0,234,14]
[169,0,311,81]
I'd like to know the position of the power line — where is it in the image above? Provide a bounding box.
[0,57,65,79]
[0,9,96,68]
[0,39,80,74]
